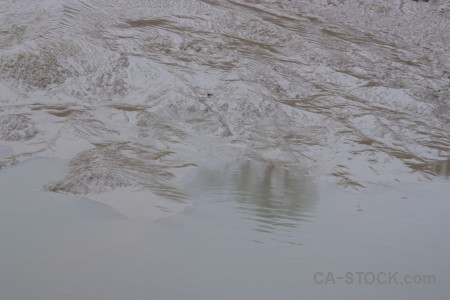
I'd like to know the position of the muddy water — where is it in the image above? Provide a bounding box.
[1,158,449,300]
[0,0,450,299]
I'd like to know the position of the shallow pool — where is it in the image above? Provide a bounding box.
[1,158,449,300]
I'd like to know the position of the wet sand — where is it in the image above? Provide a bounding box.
[0,0,449,192]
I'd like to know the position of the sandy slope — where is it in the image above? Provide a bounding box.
[0,0,448,204]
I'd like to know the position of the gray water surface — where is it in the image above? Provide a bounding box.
[1,158,449,300]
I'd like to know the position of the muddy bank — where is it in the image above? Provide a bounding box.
[0,0,449,197]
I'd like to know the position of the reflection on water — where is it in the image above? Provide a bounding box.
[430,157,450,179]
[186,159,317,235]
[1,157,449,300]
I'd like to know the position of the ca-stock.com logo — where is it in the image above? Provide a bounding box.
[313,272,436,285]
